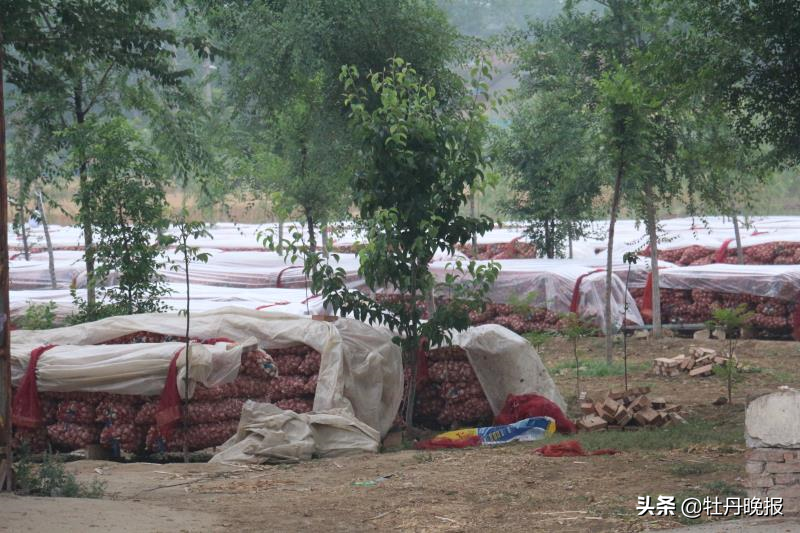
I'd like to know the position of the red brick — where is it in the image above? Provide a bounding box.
[766,462,800,474]
[773,473,800,486]
[767,485,800,499]
[748,448,788,462]
[745,461,765,474]
[745,475,774,488]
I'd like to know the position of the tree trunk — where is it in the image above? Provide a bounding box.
[37,191,57,289]
[321,224,329,258]
[568,224,573,259]
[732,214,744,265]
[277,220,284,254]
[544,219,553,259]
[605,154,625,363]
[18,203,29,261]
[0,27,16,490]
[74,81,95,309]
[183,237,191,463]
[645,186,662,338]
[470,192,477,256]
[306,212,316,252]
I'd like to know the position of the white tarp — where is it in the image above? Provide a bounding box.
[430,259,644,328]
[658,264,800,301]
[209,402,380,464]
[453,324,566,413]
[9,285,328,325]
[10,340,250,397]
[12,307,403,436]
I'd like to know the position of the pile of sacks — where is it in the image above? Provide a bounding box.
[407,346,493,429]
[12,345,281,454]
[631,288,796,336]
[644,241,800,266]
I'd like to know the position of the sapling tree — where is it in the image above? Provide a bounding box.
[265,58,500,428]
[168,217,212,463]
[621,251,640,391]
[68,118,172,322]
[708,305,753,405]
[561,312,596,403]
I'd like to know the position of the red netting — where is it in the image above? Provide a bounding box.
[494,394,576,434]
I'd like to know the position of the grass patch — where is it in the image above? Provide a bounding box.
[546,417,743,453]
[669,462,720,476]
[548,358,650,378]
[673,481,746,525]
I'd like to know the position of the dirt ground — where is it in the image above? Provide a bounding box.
[3,335,800,532]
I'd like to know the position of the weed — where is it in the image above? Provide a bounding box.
[669,462,719,476]
[414,452,435,463]
[14,449,105,498]
[548,358,649,378]
[547,417,743,453]
[19,301,57,330]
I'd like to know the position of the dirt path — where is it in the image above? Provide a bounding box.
[7,337,800,532]
[0,493,221,532]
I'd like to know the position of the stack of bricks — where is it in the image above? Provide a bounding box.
[652,347,734,378]
[745,448,800,512]
[745,389,800,514]
[576,388,685,431]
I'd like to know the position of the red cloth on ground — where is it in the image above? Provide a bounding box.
[154,347,186,439]
[414,435,482,450]
[533,440,621,457]
[12,344,57,428]
[494,394,577,434]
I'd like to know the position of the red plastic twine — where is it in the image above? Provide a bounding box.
[714,238,735,263]
[569,269,604,314]
[256,301,290,310]
[12,344,57,428]
[276,265,303,288]
[154,347,186,439]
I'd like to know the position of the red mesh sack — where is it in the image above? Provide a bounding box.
[11,344,56,428]
[494,394,576,434]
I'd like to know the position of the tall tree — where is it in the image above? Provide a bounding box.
[203,0,462,237]
[3,1,189,312]
[495,90,602,258]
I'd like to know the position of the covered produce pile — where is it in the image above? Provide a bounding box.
[642,239,800,266]
[398,346,494,430]
[454,239,536,260]
[12,343,280,454]
[631,265,800,339]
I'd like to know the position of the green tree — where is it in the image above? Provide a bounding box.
[266,59,500,428]
[671,0,800,166]
[2,1,193,311]
[495,91,601,258]
[203,0,461,239]
[68,118,172,320]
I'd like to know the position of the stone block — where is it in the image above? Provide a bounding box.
[745,461,765,474]
[746,390,800,448]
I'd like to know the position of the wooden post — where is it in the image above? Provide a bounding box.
[0,25,15,491]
